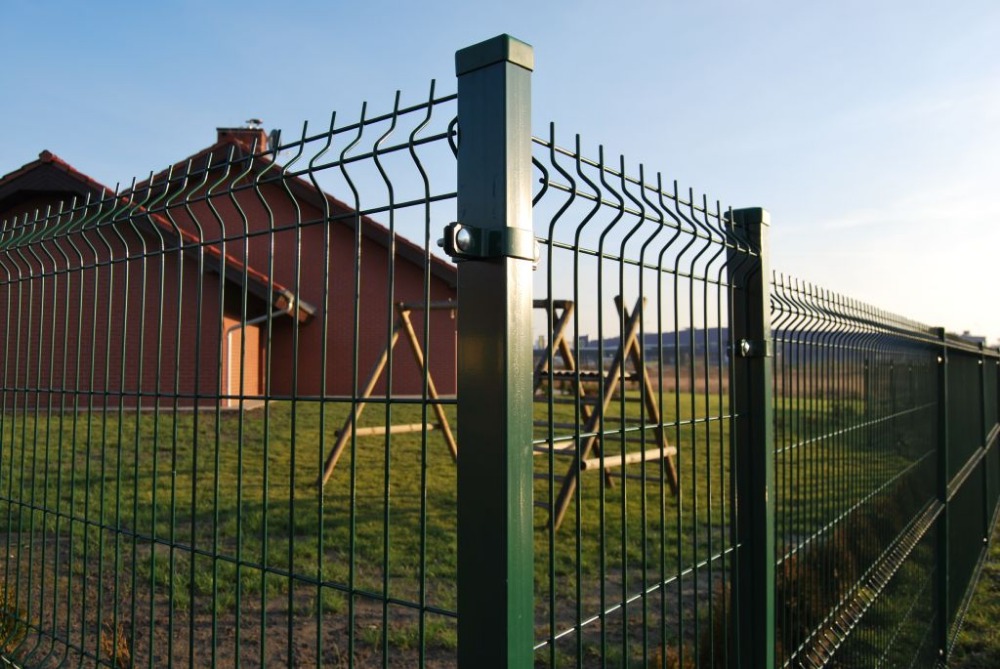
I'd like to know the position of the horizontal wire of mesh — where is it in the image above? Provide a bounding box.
[0,83,459,668]
[770,276,946,668]
[529,124,755,668]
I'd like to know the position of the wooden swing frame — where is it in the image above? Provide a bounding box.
[319,300,458,487]
[533,295,679,530]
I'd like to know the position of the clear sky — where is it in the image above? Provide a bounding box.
[2,1,998,341]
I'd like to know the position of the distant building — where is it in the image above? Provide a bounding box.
[957,330,987,346]
[573,327,727,367]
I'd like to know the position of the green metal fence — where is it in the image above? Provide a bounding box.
[527,127,756,667]
[767,279,1000,669]
[0,73,462,668]
[772,282,932,668]
[0,33,997,668]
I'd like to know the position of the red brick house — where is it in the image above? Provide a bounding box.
[0,127,457,408]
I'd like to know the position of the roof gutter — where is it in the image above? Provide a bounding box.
[274,288,316,323]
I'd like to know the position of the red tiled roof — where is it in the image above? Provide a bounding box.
[134,136,457,289]
[0,150,310,319]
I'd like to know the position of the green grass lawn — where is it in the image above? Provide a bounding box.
[949,516,1000,669]
[0,385,949,666]
[0,389,736,665]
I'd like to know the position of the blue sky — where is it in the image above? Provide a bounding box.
[2,1,998,340]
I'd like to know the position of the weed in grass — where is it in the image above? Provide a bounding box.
[424,618,458,651]
[0,580,28,657]
[356,619,456,654]
[359,624,382,649]
[100,622,132,669]
[314,588,348,615]
[646,582,731,669]
[2,390,942,665]
[950,520,1000,669]
[322,642,351,669]
[696,582,732,668]
[648,643,695,669]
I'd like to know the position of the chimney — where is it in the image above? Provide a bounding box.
[217,119,268,153]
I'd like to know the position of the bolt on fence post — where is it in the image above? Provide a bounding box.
[934,326,950,662]
[453,34,535,669]
[726,208,775,669]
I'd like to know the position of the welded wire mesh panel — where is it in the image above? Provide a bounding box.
[770,278,941,668]
[946,350,984,482]
[0,84,459,667]
[832,526,938,668]
[945,349,997,647]
[987,359,999,430]
[529,126,748,668]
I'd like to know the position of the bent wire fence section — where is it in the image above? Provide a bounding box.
[768,277,1000,669]
[0,85,461,668]
[530,125,746,667]
[0,34,997,669]
[770,278,940,667]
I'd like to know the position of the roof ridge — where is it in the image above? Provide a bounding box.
[0,149,301,309]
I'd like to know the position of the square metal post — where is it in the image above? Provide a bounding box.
[995,352,1000,526]
[726,207,775,669]
[934,327,950,663]
[453,34,535,669]
[981,343,989,545]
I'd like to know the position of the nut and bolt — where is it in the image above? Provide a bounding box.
[455,227,472,252]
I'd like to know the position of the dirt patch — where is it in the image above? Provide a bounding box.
[0,533,458,668]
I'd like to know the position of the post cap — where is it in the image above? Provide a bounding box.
[456,34,534,76]
[726,207,771,228]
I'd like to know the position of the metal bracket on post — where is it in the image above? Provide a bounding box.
[439,221,538,262]
[738,338,773,359]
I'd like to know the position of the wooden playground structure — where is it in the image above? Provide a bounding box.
[319,295,679,532]
[319,300,458,487]
[532,295,679,530]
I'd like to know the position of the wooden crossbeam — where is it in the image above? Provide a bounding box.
[580,446,678,471]
[338,423,446,437]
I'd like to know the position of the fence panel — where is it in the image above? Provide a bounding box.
[942,338,1000,658]
[0,84,461,668]
[946,349,983,482]
[770,279,941,667]
[2,32,999,669]
[528,126,751,667]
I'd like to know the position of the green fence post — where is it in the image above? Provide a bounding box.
[981,343,989,545]
[453,34,535,669]
[726,207,775,669]
[995,350,1000,525]
[935,327,950,663]
[996,350,1000,526]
